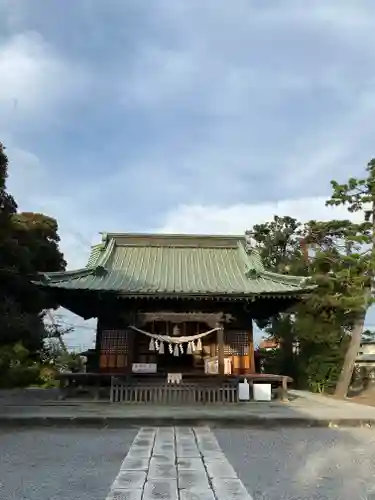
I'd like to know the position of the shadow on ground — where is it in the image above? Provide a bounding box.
[215,426,375,500]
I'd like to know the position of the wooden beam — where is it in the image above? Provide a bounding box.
[135,312,232,329]
[217,325,225,376]
[248,320,255,373]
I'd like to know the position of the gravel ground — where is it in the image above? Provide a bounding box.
[3,426,375,500]
[0,427,137,500]
[214,427,375,500]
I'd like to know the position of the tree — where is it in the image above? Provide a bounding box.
[251,216,349,391]
[0,142,66,353]
[0,142,17,219]
[325,160,375,398]
[11,212,66,273]
[251,216,306,381]
[0,142,18,282]
[252,215,304,272]
[294,219,355,392]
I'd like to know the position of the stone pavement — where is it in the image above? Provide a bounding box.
[106,426,252,500]
[4,425,375,499]
[1,389,375,427]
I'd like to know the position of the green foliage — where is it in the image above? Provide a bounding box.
[0,335,84,389]
[38,365,59,388]
[0,141,67,386]
[257,347,292,377]
[58,352,85,373]
[252,216,348,391]
[0,343,40,388]
[323,159,375,397]
[253,159,375,396]
[41,336,84,373]
[0,142,66,352]
[252,215,304,272]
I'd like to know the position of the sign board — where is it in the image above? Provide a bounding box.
[132,363,157,373]
[167,373,182,384]
[204,357,232,375]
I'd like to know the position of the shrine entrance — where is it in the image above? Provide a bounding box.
[133,321,214,374]
[157,347,195,372]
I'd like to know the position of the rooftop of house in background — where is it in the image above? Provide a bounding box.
[259,338,280,350]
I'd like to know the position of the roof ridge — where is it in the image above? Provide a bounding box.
[95,237,115,268]
[238,241,312,289]
[236,241,265,274]
[103,233,245,249]
[35,267,98,283]
[37,240,115,283]
[259,269,310,287]
[105,232,244,239]
[86,242,106,268]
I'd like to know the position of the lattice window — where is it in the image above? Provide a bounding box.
[100,329,129,371]
[223,330,250,356]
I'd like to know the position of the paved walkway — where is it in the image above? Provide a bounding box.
[3,424,375,499]
[106,426,251,500]
[1,389,375,427]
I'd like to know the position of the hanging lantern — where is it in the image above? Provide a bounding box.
[149,338,155,351]
[159,341,165,354]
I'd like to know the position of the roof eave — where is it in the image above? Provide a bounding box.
[34,285,311,301]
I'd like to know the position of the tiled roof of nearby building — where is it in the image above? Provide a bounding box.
[35,233,312,299]
[259,338,280,350]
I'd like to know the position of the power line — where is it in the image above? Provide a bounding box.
[21,196,94,252]
[45,312,96,332]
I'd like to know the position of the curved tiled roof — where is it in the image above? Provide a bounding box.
[36,233,311,299]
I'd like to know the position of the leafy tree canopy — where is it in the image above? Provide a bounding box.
[0,142,66,352]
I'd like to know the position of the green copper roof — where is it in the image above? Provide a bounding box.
[36,233,311,299]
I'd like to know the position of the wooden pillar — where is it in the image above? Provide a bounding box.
[217,324,225,376]
[248,320,255,373]
[126,328,134,374]
[96,318,103,373]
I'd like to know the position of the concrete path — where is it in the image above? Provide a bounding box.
[106,426,252,500]
[3,426,375,499]
[1,389,375,427]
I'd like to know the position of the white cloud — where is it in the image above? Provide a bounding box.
[59,195,363,348]
[0,31,88,129]
[3,1,375,345]
[112,0,375,203]
[158,197,362,235]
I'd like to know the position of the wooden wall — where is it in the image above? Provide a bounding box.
[224,330,255,375]
[96,318,255,375]
[98,328,131,373]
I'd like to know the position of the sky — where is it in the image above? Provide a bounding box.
[1,1,375,348]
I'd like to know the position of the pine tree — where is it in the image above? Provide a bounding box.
[325,160,375,398]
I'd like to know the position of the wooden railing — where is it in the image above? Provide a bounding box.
[110,378,239,404]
